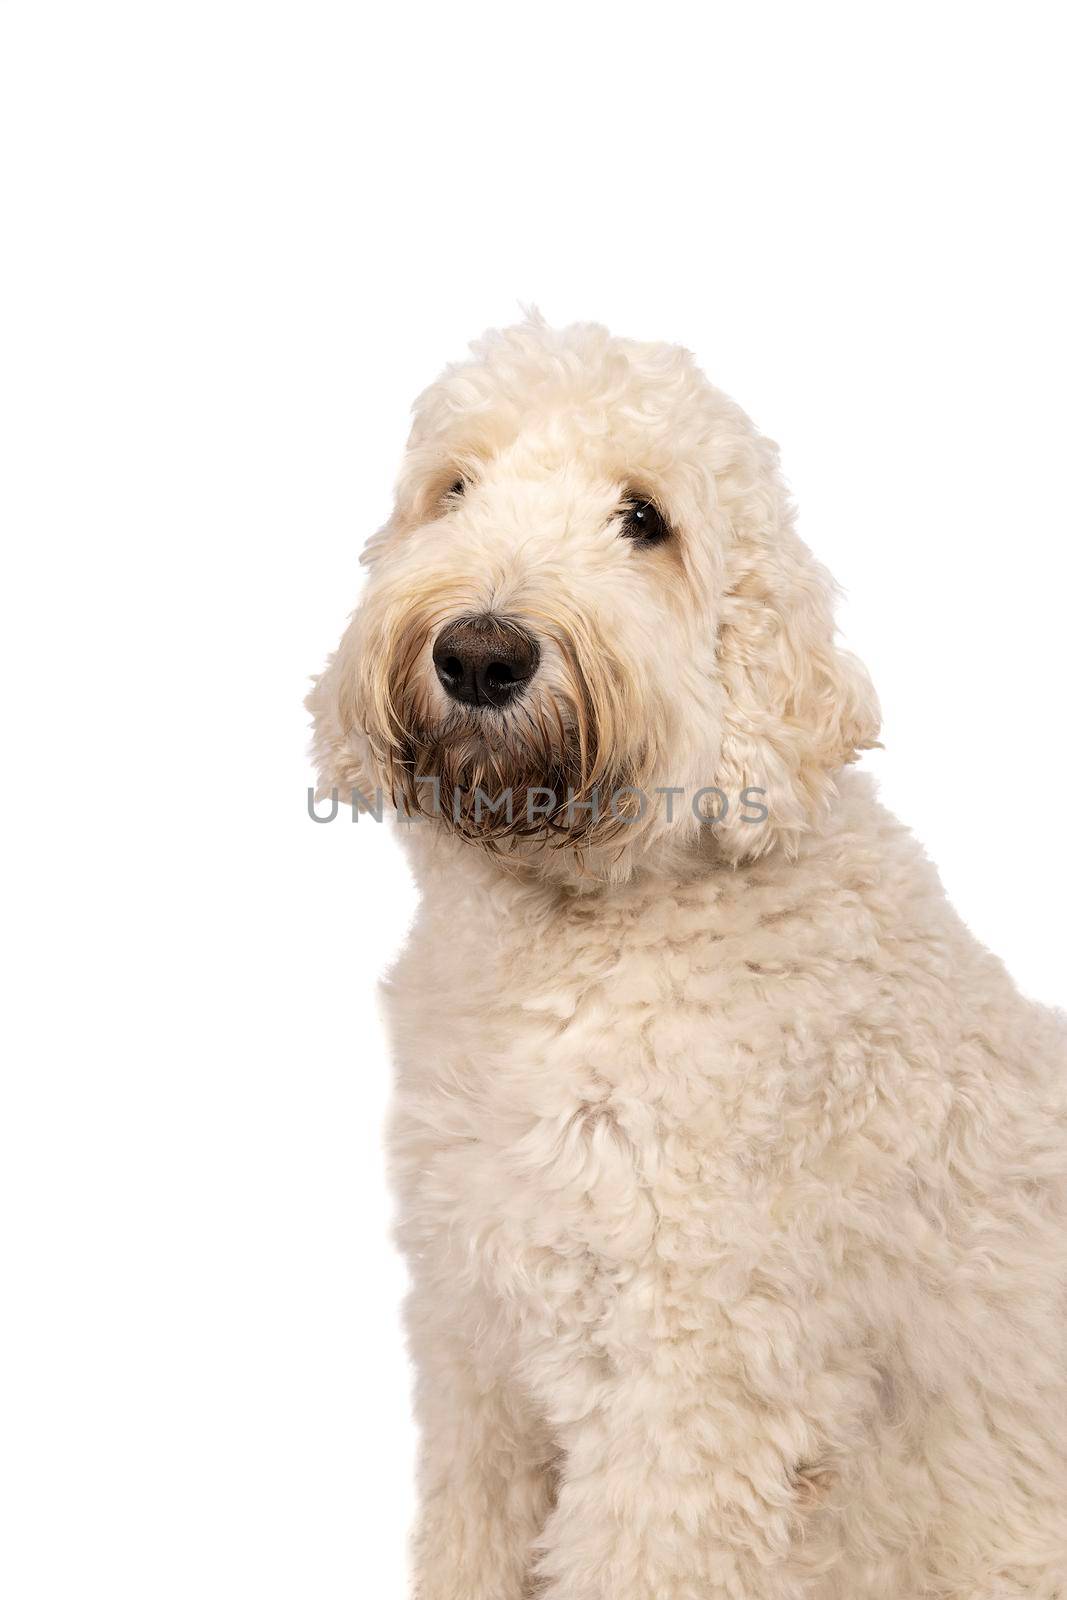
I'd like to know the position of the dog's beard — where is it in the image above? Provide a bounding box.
[388,703,613,849]
[372,633,643,852]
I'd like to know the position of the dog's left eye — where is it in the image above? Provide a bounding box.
[622,498,670,546]
[447,478,466,499]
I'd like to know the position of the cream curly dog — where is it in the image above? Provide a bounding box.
[310,318,1067,1599]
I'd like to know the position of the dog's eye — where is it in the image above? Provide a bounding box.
[622,498,669,546]
[446,478,466,499]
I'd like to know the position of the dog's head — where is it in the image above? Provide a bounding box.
[309,317,878,873]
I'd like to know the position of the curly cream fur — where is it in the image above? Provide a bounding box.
[309,317,1067,1598]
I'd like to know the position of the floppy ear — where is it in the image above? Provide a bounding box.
[305,612,379,810]
[306,518,400,809]
[712,524,880,861]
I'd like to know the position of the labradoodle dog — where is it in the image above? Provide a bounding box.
[309,317,1067,1599]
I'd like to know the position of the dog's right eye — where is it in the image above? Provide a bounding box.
[446,478,466,499]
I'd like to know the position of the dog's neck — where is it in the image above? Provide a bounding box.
[397,769,875,913]
[399,814,718,908]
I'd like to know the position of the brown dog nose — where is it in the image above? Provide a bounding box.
[432,614,540,708]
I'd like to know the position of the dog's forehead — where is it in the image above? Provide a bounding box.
[476,427,629,491]
[417,391,707,505]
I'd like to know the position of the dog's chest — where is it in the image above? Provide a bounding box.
[385,874,777,1309]
[391,975,661,1279]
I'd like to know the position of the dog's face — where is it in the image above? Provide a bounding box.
[310,319,878,874]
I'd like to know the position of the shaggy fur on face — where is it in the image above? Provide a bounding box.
[310,317,878,872]
[310,318,1067,1600]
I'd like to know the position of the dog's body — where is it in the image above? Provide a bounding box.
[311,319,1067,1598]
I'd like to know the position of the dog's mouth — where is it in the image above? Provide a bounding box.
[376,691,639,851]
[360,615,652,853]
[386,703,598,847]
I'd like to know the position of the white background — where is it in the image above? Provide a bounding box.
[2,3,1064,1596]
